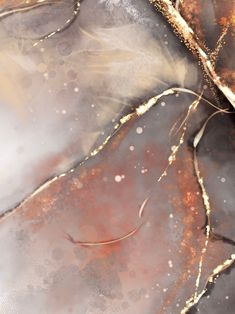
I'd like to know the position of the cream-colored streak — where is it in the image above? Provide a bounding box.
[158,94,201,182]
[149,0,235,108]
[139,197,150,218]
[65,223,144,246]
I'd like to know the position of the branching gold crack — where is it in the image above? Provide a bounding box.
[149,0,235,108]
[0,1,234,311]
[158,93,201,182]
[157,89,230,183]
[181,254,235,314]
[181,109,234,313]
[192,147,211,303]
[0,86,219,223]
[2,84,231,226]
[0,87,169,221]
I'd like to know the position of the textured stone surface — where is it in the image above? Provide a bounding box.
[0,1,234,313]
[0,0,199,213]
[0,91,234,313]
[180,0,235,92]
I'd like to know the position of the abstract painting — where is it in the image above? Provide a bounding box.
[0,1,234,313]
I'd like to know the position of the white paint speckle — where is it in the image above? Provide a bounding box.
[115,175,125,182]
[129,145,135,151]
[141,168,148,174]
[136,127,143,134]
[168,260,173,268]
[114,175,122,182]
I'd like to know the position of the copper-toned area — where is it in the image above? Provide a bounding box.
[0,91,234,313]
[176,0,235,94]
[149,0,235,107]
[0,1,234,313]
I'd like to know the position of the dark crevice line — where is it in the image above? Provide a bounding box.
[210,232,235,247]
[187,257,235,314]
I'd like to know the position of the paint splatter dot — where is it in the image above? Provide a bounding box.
[114,175,122,183]
[141,168,148,174]
[168,260,173,268]
[136,127,143,134]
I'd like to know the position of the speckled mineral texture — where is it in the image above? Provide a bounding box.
[0,0,199,213]
[179,0,235,92]
[0,1,234,314]
[0,90,234,314]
